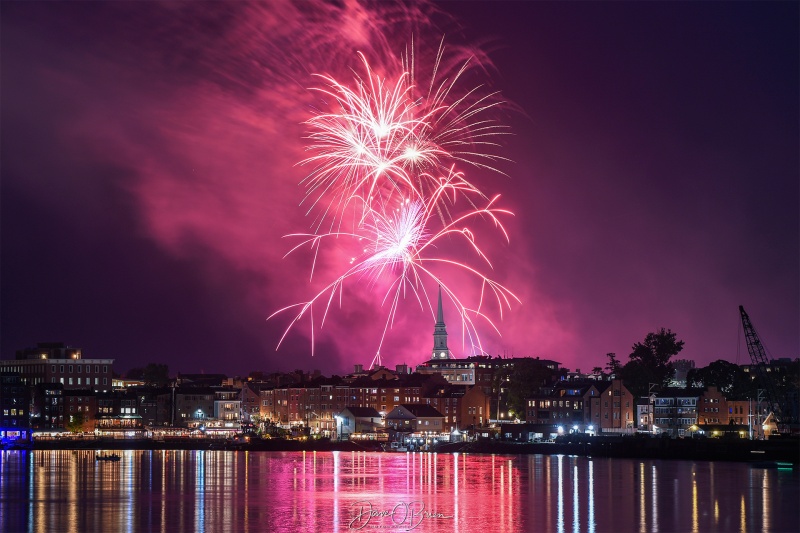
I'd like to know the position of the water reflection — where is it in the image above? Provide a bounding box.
[0,450,797,532]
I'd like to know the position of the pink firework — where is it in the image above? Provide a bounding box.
[271,170,519,366]
[271,33,516,367]
[300,41,508,233]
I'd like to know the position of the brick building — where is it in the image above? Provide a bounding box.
[525,379,635,433]
[1,342,114,392]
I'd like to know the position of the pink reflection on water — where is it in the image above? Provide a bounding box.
[1,450,799,532]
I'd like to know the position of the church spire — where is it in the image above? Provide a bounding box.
[432,285,452,360]
[436,285,445,326]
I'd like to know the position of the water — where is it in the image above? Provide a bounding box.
[1,450,797,532]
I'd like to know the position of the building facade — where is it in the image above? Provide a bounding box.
[1,342,114,392]
[525,379,635,433]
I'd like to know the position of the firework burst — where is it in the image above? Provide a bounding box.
[272,39,516,367]
[300,41,509,233]
[271,169,518,366]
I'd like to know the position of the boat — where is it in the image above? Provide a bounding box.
[96,453,121,462]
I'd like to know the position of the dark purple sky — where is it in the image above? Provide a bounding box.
[2,1,797,377]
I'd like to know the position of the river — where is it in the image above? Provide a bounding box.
[1,450,797,532]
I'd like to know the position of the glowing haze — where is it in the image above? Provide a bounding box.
[1,1,797,376]
[272,42,518,368]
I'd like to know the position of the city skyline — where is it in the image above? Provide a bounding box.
[2,1,797,376]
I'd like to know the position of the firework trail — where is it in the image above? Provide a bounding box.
[300,40,509,234]
[270,170,518,366]
[270,7,516,367]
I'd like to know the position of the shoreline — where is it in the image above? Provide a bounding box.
[24,435,800,464]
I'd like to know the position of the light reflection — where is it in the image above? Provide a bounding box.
[587,460,595,533]
[161,451,167,533]
[28,452,35,531]
[740,494,746,533]
[332,451,340,531]
[500,461,505,526]
[651,464,658,533]
[546,453,552,531]
[557,455,564,533]
[573,462,579,533]
[692,469,698,533]
[762,469,770,532]
[195,451,205,533]
[243,451,249,531]
[453,453,459,533]
[3,450,797,532]
[639,462,646,533]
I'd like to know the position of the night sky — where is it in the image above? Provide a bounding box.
[2,1,797,377]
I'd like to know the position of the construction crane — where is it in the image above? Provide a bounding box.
[739,305,793,432]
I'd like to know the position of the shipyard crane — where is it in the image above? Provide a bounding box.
[739,305,793,432]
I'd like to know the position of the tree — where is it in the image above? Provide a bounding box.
[686,359,753,398]
[142,363,169,386]
[605,353,622,376]
[126,367,145,380]
[500,358,555,420]
[66,412,85,433]
[621,328,684,398]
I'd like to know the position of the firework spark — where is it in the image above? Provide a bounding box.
[272,38,516,367]
[270,169,519,366]
[300,42,509,233]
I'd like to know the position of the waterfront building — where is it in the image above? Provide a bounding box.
[240,381,262,422]
[726,399,773,439]
[94,388,145,436]
[30,383,64,429]
[353,374,430,414]
[131,386,170,427]
[338,407,383,440]
[1,342,114,392]
[0,372,30,445]
[174,387,215,425]
[652,388,701,437]
[525,379,635,434]
[258,374,432,435]
[63,389,96,432]
[698,386,727,424]
[423,384,490,432]
[385,404,445,433]
[646,386,729,437]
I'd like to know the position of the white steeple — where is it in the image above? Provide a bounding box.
[431,286,452,360]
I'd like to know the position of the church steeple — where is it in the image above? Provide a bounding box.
[432,286,452,360]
